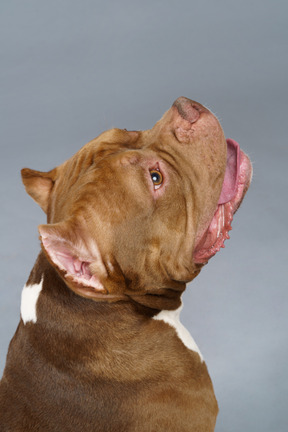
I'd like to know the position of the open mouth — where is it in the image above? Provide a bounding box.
[194,139,253,264]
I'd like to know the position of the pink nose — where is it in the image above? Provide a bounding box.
[173,97,207,123]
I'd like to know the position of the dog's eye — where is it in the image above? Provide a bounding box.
[150,170,163,189]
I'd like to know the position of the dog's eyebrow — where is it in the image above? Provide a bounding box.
[146,146,180,174]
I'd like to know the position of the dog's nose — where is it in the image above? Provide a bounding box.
[172,97,208,123]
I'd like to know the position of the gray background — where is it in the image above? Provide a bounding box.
[1,0,287,431]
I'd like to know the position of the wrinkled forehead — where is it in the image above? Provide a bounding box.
[69,102,226,168]
[54,103,227,211]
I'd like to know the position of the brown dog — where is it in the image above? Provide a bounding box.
[0,97,252,431]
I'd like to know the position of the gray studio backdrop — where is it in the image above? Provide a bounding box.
[1,1,287,431]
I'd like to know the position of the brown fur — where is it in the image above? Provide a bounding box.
[0,98,251,431]
[1,253,218,431]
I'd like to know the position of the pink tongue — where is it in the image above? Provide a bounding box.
[218,139,240,204]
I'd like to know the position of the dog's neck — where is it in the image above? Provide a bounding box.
[25,252,185,328]
[17,252,187,383]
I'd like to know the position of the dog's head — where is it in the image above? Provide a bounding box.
[22,97,252,309]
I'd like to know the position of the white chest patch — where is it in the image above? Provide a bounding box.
[20,278,43,325]
[153,304,204,362]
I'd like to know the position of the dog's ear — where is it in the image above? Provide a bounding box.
[193,139,244,264]
[21,168,56,213]
[38,220,108,299]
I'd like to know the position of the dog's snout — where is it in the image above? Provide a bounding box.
[173,97,208,124]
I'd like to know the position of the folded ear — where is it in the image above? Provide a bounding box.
[193,139,242,264]
[39,220,108,299]
[21,168,57,213]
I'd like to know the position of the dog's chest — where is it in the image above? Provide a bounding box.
[153,306,204,361]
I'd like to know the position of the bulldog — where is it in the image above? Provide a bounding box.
[0,97,252,431]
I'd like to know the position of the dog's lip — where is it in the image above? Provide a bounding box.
[194,147,252,263]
